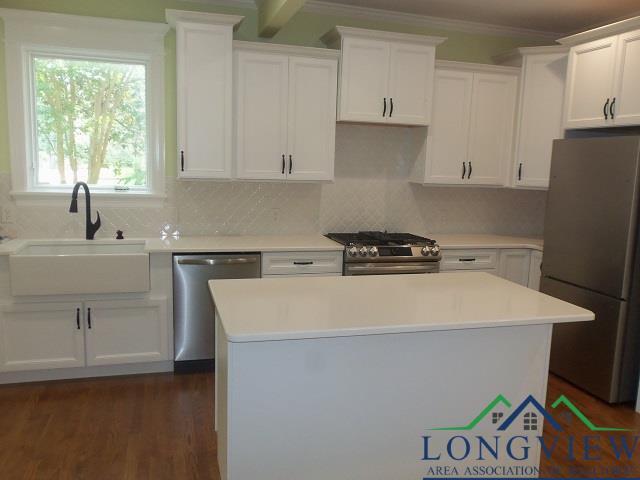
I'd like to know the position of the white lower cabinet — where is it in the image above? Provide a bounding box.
[85,298,168,367]
[498,249,531,286]
[0,302,84,372]
[262,251,343,277]
[0,297,169,373]
[527,250,543,291]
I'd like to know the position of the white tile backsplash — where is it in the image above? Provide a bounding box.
[0,124,546,239]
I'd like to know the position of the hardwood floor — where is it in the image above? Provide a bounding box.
[1,372,639,479]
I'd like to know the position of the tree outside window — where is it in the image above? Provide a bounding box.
[33,56,148,189]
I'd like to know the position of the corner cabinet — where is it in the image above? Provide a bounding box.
[561,26,640,129]
[321,26,445,126]
[234,42,338,181]
[496,47,568,189]
[167,10,244,179]
[412,61,518,186]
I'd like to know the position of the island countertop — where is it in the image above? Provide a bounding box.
[209,272,593,342]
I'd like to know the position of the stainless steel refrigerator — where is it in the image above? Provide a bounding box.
[541,136,640,403]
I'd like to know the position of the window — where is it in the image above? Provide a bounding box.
[33,56,148,190]
[2,8,168,204]
[523,412,538,431]
[491,412,504,424]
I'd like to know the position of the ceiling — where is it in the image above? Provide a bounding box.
[317,0,640,35]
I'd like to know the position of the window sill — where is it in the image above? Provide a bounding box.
[10,190,168,208]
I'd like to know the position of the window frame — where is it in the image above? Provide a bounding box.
[1,8,169,206]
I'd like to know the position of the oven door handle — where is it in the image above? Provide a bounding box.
[346,263,438,275]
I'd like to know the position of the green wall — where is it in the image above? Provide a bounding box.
[0,0,549,176]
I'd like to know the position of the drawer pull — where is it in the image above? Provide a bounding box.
[293,261,314,266]
[459,258,477,262]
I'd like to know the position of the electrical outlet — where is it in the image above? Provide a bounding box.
[1,206,15,224]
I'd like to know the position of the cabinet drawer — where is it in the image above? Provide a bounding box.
[440,249,498,270]
[262,251,343,276]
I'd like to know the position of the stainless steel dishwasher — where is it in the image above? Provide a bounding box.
[173,253,261,370]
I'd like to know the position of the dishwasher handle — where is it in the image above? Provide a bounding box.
[177,257,258,266]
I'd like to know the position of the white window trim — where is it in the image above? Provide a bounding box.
[0,8,169,207]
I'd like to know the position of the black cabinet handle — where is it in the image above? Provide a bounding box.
[180,150,184,171]
[289,154,293,175]
[281,154,285,175]
[610,97,616,119]
[604,98,610,120]
[459,258,477,262]
[382,98,387,117]
[389,98,394,118]
[76,308,80,330]
[518,163,523,181]
[87,308,92,329]
[461,162,466,179]
[467,161,472,179]
[293,261,313,265]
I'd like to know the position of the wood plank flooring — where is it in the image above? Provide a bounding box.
[1,373,639,479]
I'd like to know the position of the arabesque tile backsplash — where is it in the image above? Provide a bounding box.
[0,124,546,239]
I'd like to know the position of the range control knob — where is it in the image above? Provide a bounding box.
[358,246,369,257]
[421,246,431,256]
[368,246,379,257]
[347,246,358,257]
[431,245,441,256]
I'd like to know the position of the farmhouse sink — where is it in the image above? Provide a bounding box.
[9,240,149,296]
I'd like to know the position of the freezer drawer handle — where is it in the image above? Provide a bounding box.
[177,258,258,266]
[293,261,314,265]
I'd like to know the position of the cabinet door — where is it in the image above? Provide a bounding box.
[498,249,531,286]
[514,53,567,189]
[85,298,168,367]
[176,22,233,179]
[424,69,473,184]
[0,303,84,371]
[613,29,640,126]
[387,42,435,126]
[235,51,289,180]
[287,56,337,181]
[527,250,543,291]
[467,73,517,186]
[563,36,617,129]
[338,37,390,123]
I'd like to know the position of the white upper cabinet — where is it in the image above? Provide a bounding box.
[322,27,445,126]
[167,10,244,179]
[613,29,640,126]
[563,36,618,129]
[234,42,338,182]
[413,62,518,187]
[497,47,568,189]
[560,17,640,129]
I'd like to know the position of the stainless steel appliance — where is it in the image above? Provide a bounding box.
[173,253,261,370]
[325,231,441,275]
[541,136,640,403]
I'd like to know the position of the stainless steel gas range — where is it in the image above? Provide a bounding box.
[325,231,441,275]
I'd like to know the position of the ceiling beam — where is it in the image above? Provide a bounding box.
[257,0,306,37]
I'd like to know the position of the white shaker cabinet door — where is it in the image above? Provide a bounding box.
[84,298,168,367]
[527,250,543,291]
[287,56,337,181]
[176,22,233,179]
[338,37,390,123]
[467,72,517,186]
[498,249,531,287]
[613,29,640,126]
[514,53,567,189]
[424,69,473,184]
[387,42,435,126]
[0,302,84,372]
[235,51,290,180]
[563,36,618,129]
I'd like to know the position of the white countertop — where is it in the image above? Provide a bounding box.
[430,234,543,251]
[210,272,592,343]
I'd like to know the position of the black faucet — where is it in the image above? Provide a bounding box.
[69,182,101,240]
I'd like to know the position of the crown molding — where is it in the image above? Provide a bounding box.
[166,9,244,29]
[180,0,561,40]
[493,45,568,66]
[435,59,520,75]
[321,26,446,48]
[233,39,339,59]
[558,14,640,46]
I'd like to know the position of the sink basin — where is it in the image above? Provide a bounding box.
[9,240,150,296]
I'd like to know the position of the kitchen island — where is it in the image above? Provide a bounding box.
[209,272,593,480]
